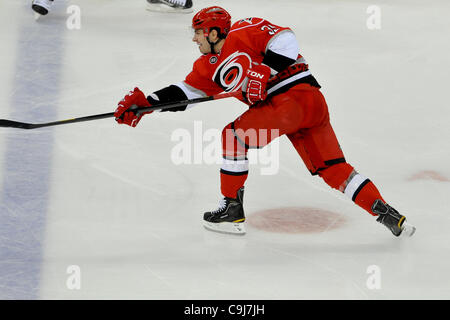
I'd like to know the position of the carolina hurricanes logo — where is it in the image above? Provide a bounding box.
[212,51,252,92]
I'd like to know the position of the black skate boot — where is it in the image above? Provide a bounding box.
[203,187,246,235]
[372,199,416,237]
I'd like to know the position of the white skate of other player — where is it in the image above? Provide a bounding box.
[32,0,54,17]
[146,0,193,13]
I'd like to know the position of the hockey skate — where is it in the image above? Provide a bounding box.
[32,0,53,16]
[203,187,246,235]
[372,199,416,237]
[146,0,193,13]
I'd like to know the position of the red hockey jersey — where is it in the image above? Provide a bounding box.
[180,17,317,104]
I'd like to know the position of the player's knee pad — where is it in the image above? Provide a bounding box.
[318,162,354,191]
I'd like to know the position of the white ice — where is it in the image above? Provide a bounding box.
[0,0,449,299]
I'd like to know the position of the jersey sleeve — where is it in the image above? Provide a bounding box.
[184,56,223,97]
[263,30,300,72]
[150,56,223,112]
[147,85,190,112]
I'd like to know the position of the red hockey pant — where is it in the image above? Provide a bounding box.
[221,84,383,215]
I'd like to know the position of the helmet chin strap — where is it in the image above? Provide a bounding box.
[206,36,219,54]
[205,30,224,54]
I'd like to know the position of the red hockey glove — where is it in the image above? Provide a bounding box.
[242,64,271,105]
[114,87,152,127]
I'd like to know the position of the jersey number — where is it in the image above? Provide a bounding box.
[261,24,279,35]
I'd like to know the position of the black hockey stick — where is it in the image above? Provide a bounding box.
[0,91,242,130]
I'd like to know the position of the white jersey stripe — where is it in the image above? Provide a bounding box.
[267,70,312,95]
[173,81,207,110]
[265,30,300,61]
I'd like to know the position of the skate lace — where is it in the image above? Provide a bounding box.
[211,198,227,214]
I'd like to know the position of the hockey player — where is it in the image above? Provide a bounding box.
[146,0,193,13]
[114,6,416,237]
[32,0,53,16]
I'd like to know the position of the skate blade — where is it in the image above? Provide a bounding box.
[203,221,246,235]
[146,4,193,13]
[400,222,416,237]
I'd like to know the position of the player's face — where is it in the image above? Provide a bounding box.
[192,29,211,54]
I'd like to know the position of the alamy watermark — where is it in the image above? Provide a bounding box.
[366,264,381,290]
[66,5,81,30]
[170,121,280,175]
[66,265,81,290]
[366,5,381,30]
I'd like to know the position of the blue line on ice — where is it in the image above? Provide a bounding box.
[0,2,66,299]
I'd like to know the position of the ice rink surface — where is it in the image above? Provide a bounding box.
[0,0,449,299]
